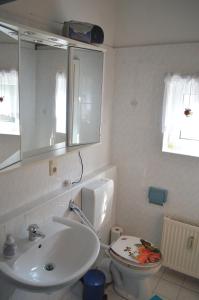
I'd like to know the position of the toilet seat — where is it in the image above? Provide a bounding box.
[109,235,161,269]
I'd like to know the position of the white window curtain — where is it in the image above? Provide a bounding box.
[0,70,19,135]
[162,74,199,134]
[55,72,66,134]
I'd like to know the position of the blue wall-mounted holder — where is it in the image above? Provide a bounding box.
[148,186,168,206]
[150,296,163,300]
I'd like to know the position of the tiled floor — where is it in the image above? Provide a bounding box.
[9,267,199,300]
[105,268,199,300]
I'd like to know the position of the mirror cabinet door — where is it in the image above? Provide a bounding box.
[20,40,68,159]
[0,23,104,170]
[0,25,20,170]
[68,47,103,146]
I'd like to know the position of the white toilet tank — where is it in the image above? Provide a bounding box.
[82,178,114,235]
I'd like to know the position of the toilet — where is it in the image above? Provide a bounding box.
[109,235,161,300]
[82,179,161,300]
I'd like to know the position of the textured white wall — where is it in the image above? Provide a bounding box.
[112,44,199,245]
[115,0,199,47]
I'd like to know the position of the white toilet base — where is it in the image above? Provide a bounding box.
[113,284,136,300]
[113,279,152,300]
[114,284,136,300]
[110,261,160,300]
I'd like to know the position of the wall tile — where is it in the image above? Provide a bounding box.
[112,44,199,246]
[5,214,27,239]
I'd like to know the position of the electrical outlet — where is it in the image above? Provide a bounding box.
[49,160,57,176]
[63,180,72,187]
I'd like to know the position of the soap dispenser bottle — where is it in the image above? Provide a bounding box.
[3,234,17,258]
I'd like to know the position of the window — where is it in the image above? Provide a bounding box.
[162,74,199,157]
[0,70,19,135]
[55,72,66,134]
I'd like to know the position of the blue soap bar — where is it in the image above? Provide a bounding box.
[148,186,168,206]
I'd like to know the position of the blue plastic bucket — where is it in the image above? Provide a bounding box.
[83,269,105,300]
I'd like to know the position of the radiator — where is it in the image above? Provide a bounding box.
[161,216,199,278]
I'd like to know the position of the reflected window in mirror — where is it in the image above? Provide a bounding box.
[55,72,67,135]
[162,74,199,157]
[0,26,20,170]
[20,40,68,158]
[0,70,19,135]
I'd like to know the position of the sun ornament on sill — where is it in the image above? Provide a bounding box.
[184,108,192,117]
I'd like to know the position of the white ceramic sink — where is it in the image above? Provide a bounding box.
[0,217,100,292]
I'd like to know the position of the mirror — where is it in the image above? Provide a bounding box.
[0,20,104,170]
[68,47,103,146]
[0,25,20,170]
[20,39,68,159]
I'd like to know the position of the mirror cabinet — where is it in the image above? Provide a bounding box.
[68,47,103,146]
[0,20,104,170]
[0,25,19,169]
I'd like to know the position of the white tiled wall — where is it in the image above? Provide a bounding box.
[112,43,199,245]
[0,165,117,246]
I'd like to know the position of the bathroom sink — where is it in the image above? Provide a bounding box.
[0,216,100,292]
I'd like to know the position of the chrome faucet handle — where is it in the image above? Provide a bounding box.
[27,224,45,241]
[27,224,40,233]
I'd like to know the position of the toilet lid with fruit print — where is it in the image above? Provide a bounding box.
[110,236,161,267]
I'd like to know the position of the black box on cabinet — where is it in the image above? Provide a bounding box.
[62,21,104,44]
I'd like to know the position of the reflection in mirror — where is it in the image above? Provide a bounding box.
[20,40,68,158]
[0,26,20,170]
[68,47,103,146]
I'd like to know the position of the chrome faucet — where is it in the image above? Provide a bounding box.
[27,224,45,241]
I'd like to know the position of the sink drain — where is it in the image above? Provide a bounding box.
[44,263,55,271]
